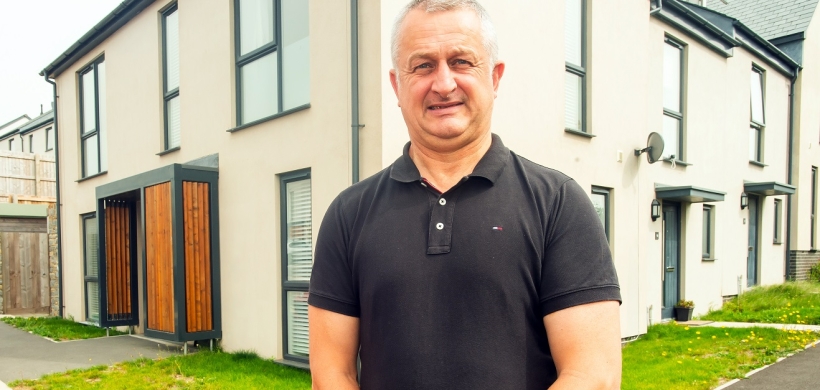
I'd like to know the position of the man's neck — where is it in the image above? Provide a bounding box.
[408,132,493,193]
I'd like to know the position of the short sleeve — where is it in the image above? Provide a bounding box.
[538,179,621,317]
[308,196,361,317]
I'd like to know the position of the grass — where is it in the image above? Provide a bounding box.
[8,350,312,390]
[701,282,820,325]
[622,323,819,390]
[0,316,125,341]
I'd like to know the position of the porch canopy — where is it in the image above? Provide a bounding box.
[95,163,221,343]
[743,181,795,196]
[654,184,726,203]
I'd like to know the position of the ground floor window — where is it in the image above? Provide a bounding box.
[590,186,611,242]
[81,213,99,323]
[280,169,312,362]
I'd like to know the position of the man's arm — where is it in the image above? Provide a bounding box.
[544,300,622,390]
[309,305,360,390]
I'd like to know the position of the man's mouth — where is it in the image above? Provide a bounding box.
[428,102,463,110]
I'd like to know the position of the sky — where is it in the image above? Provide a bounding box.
[0,0,123,124]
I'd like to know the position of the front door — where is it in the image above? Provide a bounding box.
[662,204,681,319]
[747,195,760,287]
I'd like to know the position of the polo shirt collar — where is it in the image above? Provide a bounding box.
[389,133,510,185]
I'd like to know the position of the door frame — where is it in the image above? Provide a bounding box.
[662,202,681,319]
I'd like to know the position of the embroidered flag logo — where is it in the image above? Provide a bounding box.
[492,226,503,231]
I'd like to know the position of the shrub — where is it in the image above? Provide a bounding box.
[810,262,820,283]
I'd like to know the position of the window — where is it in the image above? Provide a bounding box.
[28,134,33,153]
[280,169,311,362]
[774,199,783,244]
[663,38,684,161]
[45,127,53,151]
[590,186,610,242]
[82,213,100,323]
[812,167,817,249]
[79,57,107,177]
[750,67,765,163]
[163,4,180,150]
[234,0,310,126]
[8,139,13,151]
[564,0,586,133]
[702,205,714,259]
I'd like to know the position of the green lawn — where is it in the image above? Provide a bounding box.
[622,323,818,390]
[701,282,820,325]
[0,316,125,341]
[9,351,312,390]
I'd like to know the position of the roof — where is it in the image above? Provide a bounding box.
[18,110,54,135]
[0,115,31,138]
[655,184,726,203]
[41,0,155,78]
[0,115,31,132]
[707,0,820,41]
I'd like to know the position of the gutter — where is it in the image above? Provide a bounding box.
[785,70,799,279]
[43,74,64,317]
[351,0,363,184]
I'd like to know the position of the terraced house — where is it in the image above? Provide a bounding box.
[40,0,818,365]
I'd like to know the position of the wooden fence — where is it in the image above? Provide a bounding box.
[0,150,56,198]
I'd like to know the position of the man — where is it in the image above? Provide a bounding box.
[308,1,621,388]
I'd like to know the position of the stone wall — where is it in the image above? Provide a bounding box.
[788,250,820,281]
[48,203,59,316]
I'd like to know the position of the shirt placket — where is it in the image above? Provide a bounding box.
[421,178,466,255]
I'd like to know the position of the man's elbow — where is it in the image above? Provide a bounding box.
[552,368,621,390]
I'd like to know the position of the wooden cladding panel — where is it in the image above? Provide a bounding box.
[145,182,174,333]
[104,202,132,320]
[183,182,213,332]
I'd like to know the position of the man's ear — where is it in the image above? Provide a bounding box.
[491,61,505,98]
[389,69,401,107]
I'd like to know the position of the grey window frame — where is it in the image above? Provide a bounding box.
[591,186,610,242]
[81,212,99,324]
[79,57,106,178]
[702,205,714,259]
[812,166,817,249]
[8,138,13,151]
[28,134,33,153]
[663,37,685,161]
[774,198,783,244]
[564,0,587,135]
[45,127,53,151]
[279,168,311,364]
[750,66,765,163]
[162,3,180,151]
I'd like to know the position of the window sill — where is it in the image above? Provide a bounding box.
[773,241,782,245]
[702,258,717,262]
[663,158,691,166]
[274,359,310,371]
[157,146,180,156]
[564,128,595,138]
[45,148,54,152]
[749,160,767,167]
[76,171,108,183]
[227,104,310,133]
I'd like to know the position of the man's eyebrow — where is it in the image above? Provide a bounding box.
[405,47,480,65]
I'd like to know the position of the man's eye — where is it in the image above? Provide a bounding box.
[452,59,471,67]
[414,63,433,70]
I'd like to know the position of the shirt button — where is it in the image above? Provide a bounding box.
[439,198,446,206]
[436,222,444,230]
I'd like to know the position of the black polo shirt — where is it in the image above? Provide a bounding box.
[309,134,620,389]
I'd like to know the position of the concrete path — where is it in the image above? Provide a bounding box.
[0,321,184,386]
[680,321,820,390]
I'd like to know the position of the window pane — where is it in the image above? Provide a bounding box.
[84,135,99,176]
[46,128,53,150]
[241,52,278,123]
[749,126,759,161]
[81,71,96,134]
[662,114,680,159]
[564,71,582,131]
[750,69,764,124]
[564,0,582,66]
[84,217,98,278]
[239,0,275,56]
[286,178,312,281]
[286,291,310,357]
[282,0,310,110]
[167,96,181,149]
[702,207,711,257]
[97,61,108,172]
[590,193,606,229]
[87,282,100,323]
[663,42,681,112]
[165,9,180,92]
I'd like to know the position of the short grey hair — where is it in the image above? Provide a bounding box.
[390,0,499,69]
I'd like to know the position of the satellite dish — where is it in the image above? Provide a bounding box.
[633,132,665,164]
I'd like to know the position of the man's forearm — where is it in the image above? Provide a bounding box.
[312,372,359,390]
[548,368,620,390]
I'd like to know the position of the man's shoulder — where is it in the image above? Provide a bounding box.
[329,165,394,212]
[509,151,575,190]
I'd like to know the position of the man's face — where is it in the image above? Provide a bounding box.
[390,8,504,150]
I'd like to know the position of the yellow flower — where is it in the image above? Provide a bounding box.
[696,331,701,335]
[685,327,690,331]
[677,361,683,364]
[688,348,692,351]
[712,336,717,339]
[662,352,667,356]
[697,337,701,340]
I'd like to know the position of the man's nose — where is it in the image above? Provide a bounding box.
[431,62,457,98]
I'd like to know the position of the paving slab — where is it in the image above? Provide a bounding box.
[0,321,184,384]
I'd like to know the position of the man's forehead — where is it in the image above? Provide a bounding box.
[407,45,479,61]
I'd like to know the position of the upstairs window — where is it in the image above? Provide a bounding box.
[45,127,53,151]
[235,0,310,126]
[162,4,181,150]
[79,57,107,177]
[663,38,684,161]
[28,134,33,153]
[750,67,765,163]
[564,0,586,134]
[8,138,13,151]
